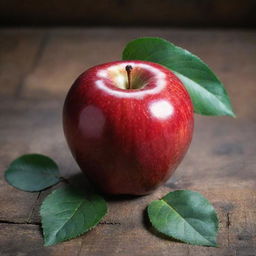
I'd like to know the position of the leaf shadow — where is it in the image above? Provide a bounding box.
[142,207,185,245]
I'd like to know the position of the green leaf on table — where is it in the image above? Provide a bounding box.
[5,154,60,192]
[40,186,108,246]
[122,37,235,117]
[147,190,218,247]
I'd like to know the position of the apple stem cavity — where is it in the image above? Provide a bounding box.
[125,65,133,89]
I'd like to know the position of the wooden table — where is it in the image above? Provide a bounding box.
[0,28,255,256]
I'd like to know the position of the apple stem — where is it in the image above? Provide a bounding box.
[125,65,133,89]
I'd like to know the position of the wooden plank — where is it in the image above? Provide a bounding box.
[0,179,39,223]
[22,28,125,98]
[228,189,256,253]
[0,223,82,256]
[0,28,256,255]
[0,99,72,223]
[77,187,243,256]
[27,184,255,255]
[0,29,44,97]
[22,29,256,107]
[0,186,253,255]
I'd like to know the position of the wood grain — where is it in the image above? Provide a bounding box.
[0,28,255,256]
[0,29,44,97]
[0,223,82,256]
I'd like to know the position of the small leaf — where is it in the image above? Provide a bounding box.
[147,190,218,247]
[5,154,60,192]
[40,186,107,246]
[122,37,235,117]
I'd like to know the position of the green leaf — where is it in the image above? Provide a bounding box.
[40,186,107,246]
[122,37,235,117]
[147,190,218,247]
[5,154,60,192]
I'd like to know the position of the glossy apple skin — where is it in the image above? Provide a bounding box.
[63,60,194,195]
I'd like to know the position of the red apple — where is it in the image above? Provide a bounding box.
[63,60,194,195]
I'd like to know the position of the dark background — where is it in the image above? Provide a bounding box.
[0,0,255,27]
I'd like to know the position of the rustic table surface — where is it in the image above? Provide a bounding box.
[0,28,255,256]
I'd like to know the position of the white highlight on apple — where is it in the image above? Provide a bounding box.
[95,62,167,99]
[97,70,108,78]
[149,100,174,120]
